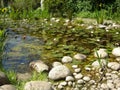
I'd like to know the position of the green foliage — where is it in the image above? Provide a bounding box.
[95,10,106,24]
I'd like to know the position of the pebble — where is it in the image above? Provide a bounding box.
[107,82,114,89]
[52,62,62,67]
[74,73,83,79]
[74,68,81,73]
[62,56,72,63]
[77,79,84,84]
[108,62,120,71]
[83,76,90,81]
[59,81,67,86]
[68,81,72,86]
[72,65,78,69]
[66,76,74,81]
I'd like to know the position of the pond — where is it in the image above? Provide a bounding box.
[2,28,44,73]
[1,19,119,73]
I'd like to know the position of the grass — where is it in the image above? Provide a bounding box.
[2,71,48,90]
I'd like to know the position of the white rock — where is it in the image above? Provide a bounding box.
[107,82,114,89]
[0,85,16,90]
[98,24,106,29]
[92,59,107,68]
[83,76,90,81]
[77,79,84,84]
[24,81,53,90]
[68,81,72,86]
[29,60,49,73]
[112,47,120,57]
[85,67,91,71]
[58,84,63,89]
[89,80,96,84]
[94,48,108,58]
[116,57,120,62]
[74,73,83,79]
[62,56,72,63]
[59,81,67,86]
[73,73,77,76]
[74,53,87,60]
[52,62,62,67]
[48,65,71,80]
[101,83,108,89]
[74,68,81,73]
[66,76,74,81]
[86,25,94,29]
[108,62,120,71]
[72,65,78,69]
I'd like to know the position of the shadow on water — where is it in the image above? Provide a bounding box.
[2,28,44,73]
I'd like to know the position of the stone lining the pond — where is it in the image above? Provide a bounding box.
[48,65,71,80]
[29,60,49,73]
[0,71,10,86]
[0,85,16,90]
[24,81,53,90]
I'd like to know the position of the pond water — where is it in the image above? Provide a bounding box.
[2,28,44,73]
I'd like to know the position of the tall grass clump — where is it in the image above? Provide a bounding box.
[95,10,106,24]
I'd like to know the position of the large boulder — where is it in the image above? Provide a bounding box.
[48,65,71,80]
[24,81,53,90]
[0,71,10,86]
[29,60,49,73]
[0,85,16,90]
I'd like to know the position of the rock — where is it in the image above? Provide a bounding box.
[94,48,108,58]
[74,68,81,73]
[61,56,72,63]
[72,65,78,69]
[77,79,84,84]
[0,85,16,90]
[74,73,83,79]
[101,83,108,89]
[116,57,120,62]
[92,59,107,68]
[68,81,72,86]
[0,71,10,86]
[59,81,67,86]
[83,76,90,81]
[65,76,74,81]
[98,24,106,29]
[29,60,49,73]
[17,73,32,81]
[58,84,63,89]
[86,25,94,29]
[74,53,87,61]
[85,67,91,71]
[112,47,120,57]
[24,81,53,90]
[89,80,96,85]
[107,82,114,89]
[108,62,120,71]
[48,65,71,80]
[52,62,62,67]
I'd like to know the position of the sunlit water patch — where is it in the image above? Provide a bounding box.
[2,29,44,72]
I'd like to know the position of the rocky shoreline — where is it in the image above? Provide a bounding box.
[0,47,120,90]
